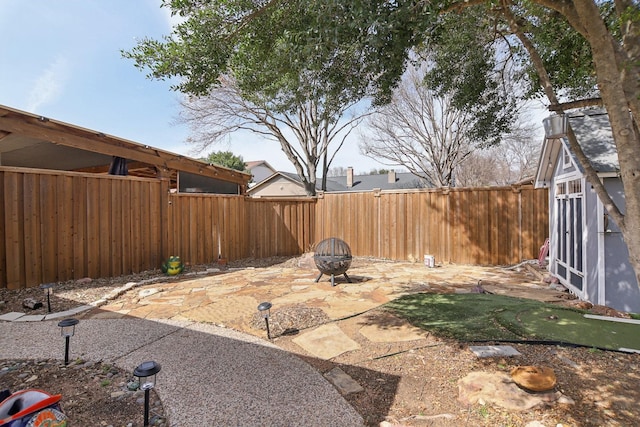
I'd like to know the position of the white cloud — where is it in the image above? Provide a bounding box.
[27,57,70,113]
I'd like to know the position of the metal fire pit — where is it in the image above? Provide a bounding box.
[314,237,353,287]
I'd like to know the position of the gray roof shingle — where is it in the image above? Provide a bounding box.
[567,110,619,173]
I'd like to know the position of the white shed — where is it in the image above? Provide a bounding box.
[535,109,640,313]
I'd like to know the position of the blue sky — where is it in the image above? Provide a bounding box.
[0,0,384,173]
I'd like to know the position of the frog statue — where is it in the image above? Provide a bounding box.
[161,256,184,276]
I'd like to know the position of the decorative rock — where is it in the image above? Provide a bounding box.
[556,354,579,369]
[22,298,43,310]
[458,371,565,411]
[510,366,557,392]
[557,395,576,405]
[110,391,126,398]
[76,277,93,285]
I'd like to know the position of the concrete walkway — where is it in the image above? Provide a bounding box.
[0,318,363,426]
[1,259,566,425]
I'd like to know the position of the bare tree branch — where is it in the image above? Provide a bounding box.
[359,65,478,187]
[178,75,371,195]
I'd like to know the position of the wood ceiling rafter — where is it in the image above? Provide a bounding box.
[0,106,251,186]
[72,161,179,182]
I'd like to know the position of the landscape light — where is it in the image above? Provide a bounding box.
[57,318,79,365]
[257,302,273,340]
[134,360,162,427]
[41,283,54,313]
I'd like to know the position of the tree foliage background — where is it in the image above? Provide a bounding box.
[125,0,640,288]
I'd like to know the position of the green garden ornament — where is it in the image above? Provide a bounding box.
[161,256,184,276]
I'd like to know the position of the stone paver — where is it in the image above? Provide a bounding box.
[469,345,522,358]
[324,367,365,394]
[458,371,571,410]
[0,312,25,321]
[359,323,427,343]
[14,314,45,322]
[1,260,571,424]
[292,323,361,359]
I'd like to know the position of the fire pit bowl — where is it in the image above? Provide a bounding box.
[314,237,353,287]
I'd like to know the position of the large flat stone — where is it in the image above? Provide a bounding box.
[14,314,45,322]
[182,295,257,324]
[324,367,364,394]
[469,345,521,358]
[320,296,380,319]
[0,312,25,321]
[273,289,329,306]
[359,323,426,343]
[458,371,567,411]
[292,323,360,359]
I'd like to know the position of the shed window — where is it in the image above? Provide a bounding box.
[562,147,572,169]
[568,179,582,194]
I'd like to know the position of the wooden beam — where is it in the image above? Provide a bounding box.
[73,160,157,174]
[0,110,251,186]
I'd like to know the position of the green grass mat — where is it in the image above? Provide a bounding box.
[386,293,640,351]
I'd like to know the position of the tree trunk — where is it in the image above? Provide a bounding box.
[571,0,640,290]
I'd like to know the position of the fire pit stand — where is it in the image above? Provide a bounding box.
[313,237,353,287]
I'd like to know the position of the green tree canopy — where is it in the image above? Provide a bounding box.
[201,150,246,172]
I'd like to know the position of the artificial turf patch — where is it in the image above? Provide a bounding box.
[386,293,640,351]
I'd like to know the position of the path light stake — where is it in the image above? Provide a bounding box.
[57,318,79,365]
[257,302,272,339]
[134,361,161,427]
[41,283,54,313]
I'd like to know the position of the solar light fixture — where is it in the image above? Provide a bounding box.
[41,283,54,313]
[257,301,272,339]
[134,360,161,427]
[57,318,79,365]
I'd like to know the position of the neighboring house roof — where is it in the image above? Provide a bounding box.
[246,160,275,170]
[246,166,430,197]
[327,171,430,191]
[535,109,619,187]
[0,104,251,191]
[246,160,277,185]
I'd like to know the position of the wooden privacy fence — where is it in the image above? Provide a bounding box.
[314,186,549,265]
[0,167,170,289]
[166,195,315,264]
[1,166,548,289]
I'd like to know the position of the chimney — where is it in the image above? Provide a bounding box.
[347,167,354,188]
[388,170,396,184]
